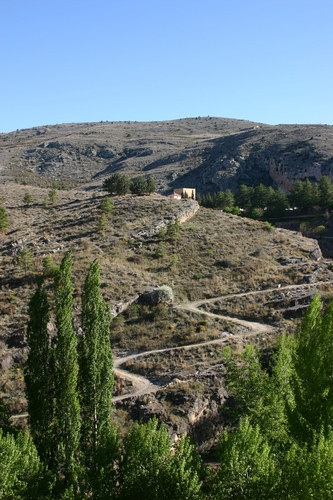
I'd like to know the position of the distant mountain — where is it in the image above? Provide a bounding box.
[1,117,332,193]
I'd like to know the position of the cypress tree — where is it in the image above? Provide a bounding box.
[53,253,80,484]
[79,259,113,470]
[25,279,55,463]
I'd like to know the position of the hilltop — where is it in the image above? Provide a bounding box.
[1,117,333,193]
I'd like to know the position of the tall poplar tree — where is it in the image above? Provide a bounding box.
[53,253,80,484]
[79,259,114,470]
[25,279,54,462]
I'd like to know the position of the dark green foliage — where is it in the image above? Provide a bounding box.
[146,175,156,194]
[166,217,181,241]
[79,259,114,471]
[0,398,16,436]
[0,205,9,231]
[25,279,54,462]
[289,176,333,210]
[103,173,131,195]
[130,175,148,195]
[23,191,33,205]
[130,175,157,195]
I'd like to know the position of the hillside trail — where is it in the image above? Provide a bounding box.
[113,280,332,402]
[11,279,332,418]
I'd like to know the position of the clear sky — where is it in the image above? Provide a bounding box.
[1,0,332,133]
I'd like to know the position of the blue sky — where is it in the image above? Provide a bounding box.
[1,0,332,132]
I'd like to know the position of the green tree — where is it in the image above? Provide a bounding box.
[48,189,57,205]
[103,173,131,196]
[223,189,235,209]
[213,417,278,499]
[289,294,333,444]
[100,197,114,213]
[0,205,9,231]
[115,418,203,500]
[25,279,54,463]
[0,429,48,499]
[97,212,109,233]
[319,176,333,209]
[130,176,148,195]
[235,184,254,210]
[53,253,80,485]
[18,246,33,276]
[146,176,156,194]
[166,217,181,241]
[23,191,33,205]
[79,259,114,472]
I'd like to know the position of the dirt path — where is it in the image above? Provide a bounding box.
[113,280,332,402]
[11,280,332,417]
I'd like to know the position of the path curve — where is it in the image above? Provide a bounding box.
[113,280,333,402]
[11,280,333,417]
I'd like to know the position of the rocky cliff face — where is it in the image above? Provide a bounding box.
[1,118,332,193]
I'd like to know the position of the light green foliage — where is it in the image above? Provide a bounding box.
[23,191,33,205]
[79,259,114,471]
[53,253,80,484]
[97,212,109,232]
[290,294,333,443]
[100,196,114,213]
[225,334,294,449]
[214,417,277,499]
[215,295,333,498]
[42,255,59,277]
[48,188,57,205]
[155,241,166,258]
[0,205,9,231]
[0,429,45,499]
[18,246,33,275]
[115,417,203,499]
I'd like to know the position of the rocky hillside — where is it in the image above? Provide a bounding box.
[1,117,332,193]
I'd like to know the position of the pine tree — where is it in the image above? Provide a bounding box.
[53,253,80,484]
[25,279,54,462]
[100,197,114,213]
[0,205,9,231]
[146,176,156,194]
[79,259,113,470]
[18,246,33,276]
[23,191,33,205]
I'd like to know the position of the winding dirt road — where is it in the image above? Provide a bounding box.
[11,280,332,419]
[113,281,331,402]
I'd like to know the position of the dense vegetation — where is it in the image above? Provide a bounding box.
[199,176,333,220]
[103,173,156,196]
[1,252,332,498]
